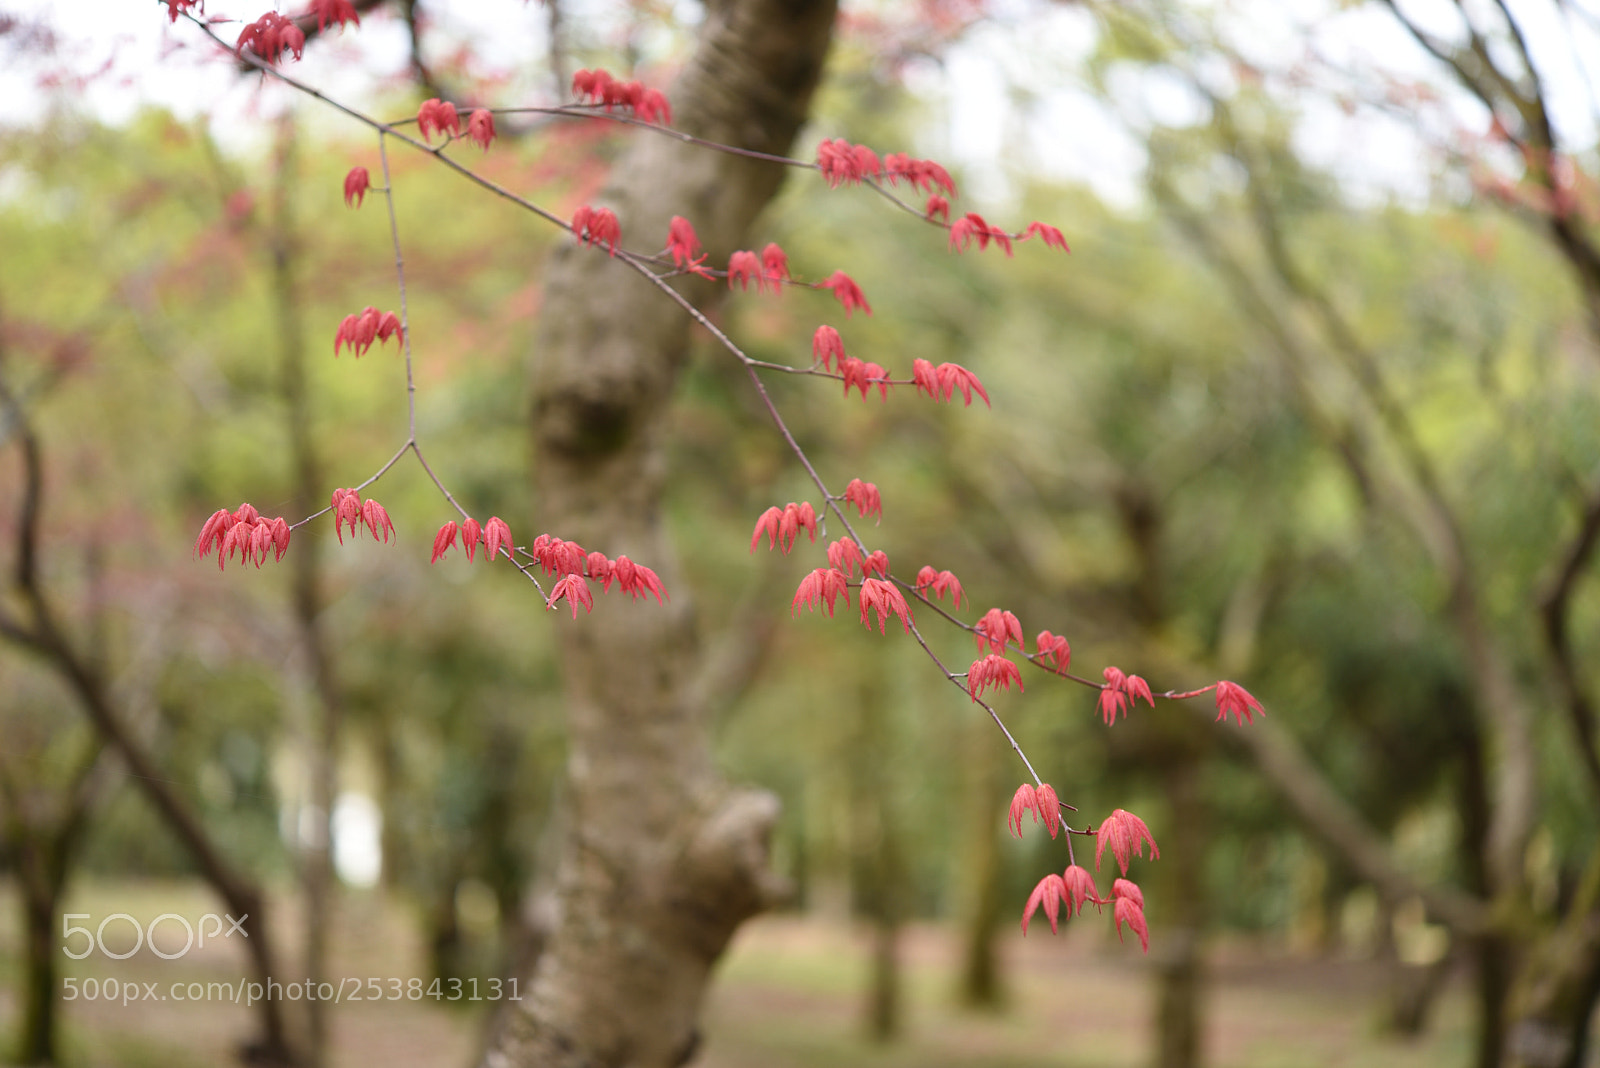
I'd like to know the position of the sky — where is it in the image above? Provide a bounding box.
[1,0,1597,207]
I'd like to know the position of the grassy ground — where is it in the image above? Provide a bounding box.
[0,879,1493,1067]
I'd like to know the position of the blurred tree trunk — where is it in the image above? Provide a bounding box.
[268,112,342,1068]
[481,0,835,1064]
[851,673,904,1043]
[1152,757,1205,1068]
[956,716,1007,1010]
[1115,481,1210,1068]
[0,745,103,1066]
[1505,849,1600,1068]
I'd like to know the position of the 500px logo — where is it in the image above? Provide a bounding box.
[61,913,248,960]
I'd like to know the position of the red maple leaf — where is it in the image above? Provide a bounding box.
[819,270,872,317]
[417,98,460,142]
[1215,680,1264,725]
[859,578,912,634]
[1112,879,1149,953]
[974,607,1022,655]
[430,521,458,563]
[308,0,360,31]
[792,568,850,618]
[761,243,790,287]
[1007,784,1038,838]
[572,206,622,255]
[548,574,593,618]
[460,517,483,562]
[1095,809,1160,875]
[1035,630,1071,674]
[844,478,882,522]
[484,516,513,560]
[827,538,862,577]
[359,497,394,543]
[727,250,763,292]
[613,555,666,602]
[343,167,369,208]
[1062,865,1104,916]
[968,654,1023,701]
[1024,221,1069,251]
[467,108,496,151]
[812,325,845,371]
[1021,873,1067,936]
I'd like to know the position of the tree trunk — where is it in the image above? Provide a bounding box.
[481,1,835,1064]
[852,675,903,1044]
[1153,757,1205,1068]
[18,882,58,1064]
[269,111,340,1068]
[1505,849,1600,1068]
[956,718,1006,1010]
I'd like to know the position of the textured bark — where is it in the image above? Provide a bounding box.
[482,1,835,1065]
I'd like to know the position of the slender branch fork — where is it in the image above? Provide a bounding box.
[179,11,1233,844]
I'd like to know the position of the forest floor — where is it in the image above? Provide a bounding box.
[0,879,1516,1067]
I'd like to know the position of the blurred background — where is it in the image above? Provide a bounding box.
[0,0,1597,1066]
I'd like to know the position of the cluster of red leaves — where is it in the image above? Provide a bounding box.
[882,152,956,196]
[812,325,845,369]
[860,577,913,634]
[1096,808,1160,874]
[1008,782,1061,838]
[1214,679,1264,725]
[570,69,673,125]
[843,478,881,522]
[194,504,291,570]
[839,356,890,400]
[1024,221,1069,251]
[974,607,1022,654]
[236,12,304,64]
[949,212,1014,256]
[432,522,665,614]
[1112,878,1150,952]
[1097,665,1155,724]
[913,566,964,608]
[816,139,882,188]
[1014,802,1155,950]
[827,537,862,576]
[571,205,621,255]
[750,501,818,554]
[815,141,958,197]
[343,167,370,208]
[926,195,950,222]
[792,567,850,618]
[818,271,871,317]
[330,488,393,545]
[666,216,712,277]
[968,653,1023,701]
[429,515,513,563]
[416,99,460,142]
[911,358,990,407]
[530,534,667,611]
[307,0,360,31]
[163,0,202,23]
[1021,865,1104,936]
[727,244,790,293]
[333,306,402,357]
[1035,629,1071,674]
